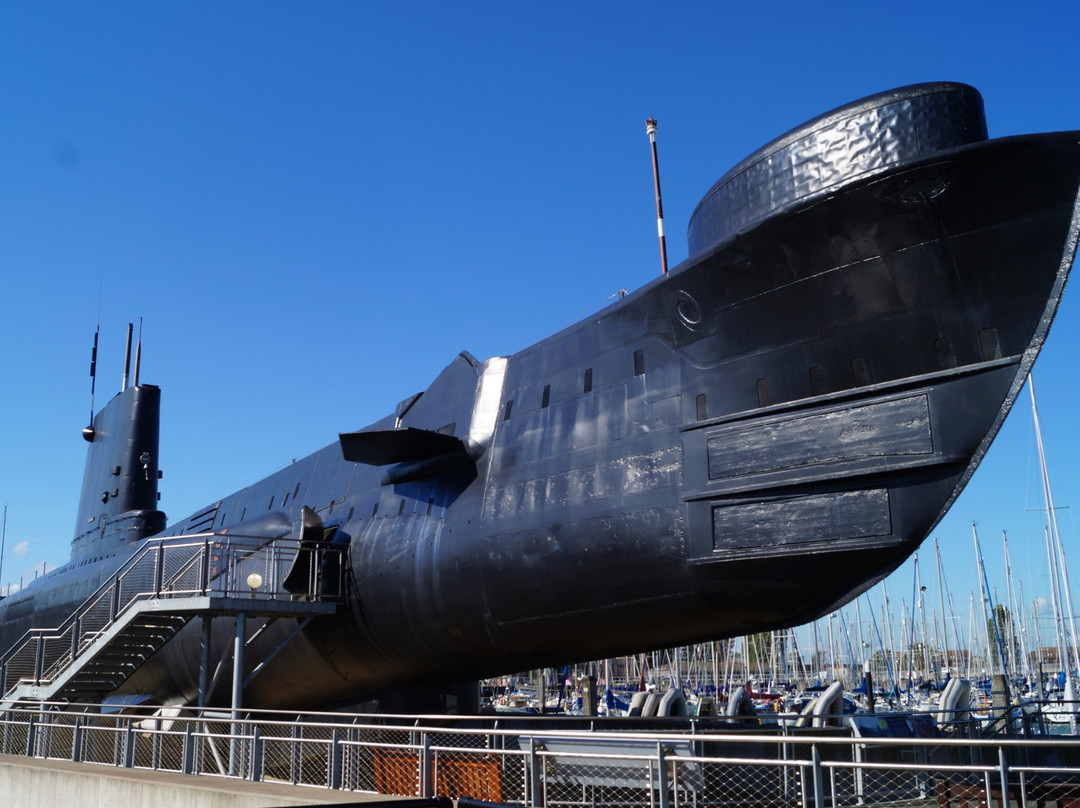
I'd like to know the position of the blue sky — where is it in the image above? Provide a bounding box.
[1,1,1079,660]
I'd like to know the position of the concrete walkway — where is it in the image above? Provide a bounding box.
[0,753,414,807]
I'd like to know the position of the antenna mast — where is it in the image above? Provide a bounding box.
[645,117,669,275]
[121,322,133,392]
[0,505,6,597]
[88,325,99,425]
[133,317,143,387]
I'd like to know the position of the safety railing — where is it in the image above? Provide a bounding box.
[0,535,345,696]
[4,701,1080,807]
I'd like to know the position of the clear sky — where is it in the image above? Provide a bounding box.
[1,1,1078,662]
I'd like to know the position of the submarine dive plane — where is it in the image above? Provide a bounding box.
[1,82,1079,711]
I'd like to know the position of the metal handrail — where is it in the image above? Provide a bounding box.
[5,701,1080,807]
[0,534,344,695]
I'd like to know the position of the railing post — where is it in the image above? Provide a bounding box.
[72,718,83,763]
[251,727,262,782]
[154,542,165,596]
[33,636,45,686]
[290,724,300,784]
[420,731,432,798]
[110,579,121,621]
[123,721,135,768]
[26,714,36,757]
[812,744,825,808]
[854,740,865,805]
[656,741,671,808]
[182,724,194,775]
[527,737,542,808]
[329,728,342,790]
[71,617,81,663]
[201,539,211,594]
[998,745,1010,808]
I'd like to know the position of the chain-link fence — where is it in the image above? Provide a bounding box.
[4,701,1080,806]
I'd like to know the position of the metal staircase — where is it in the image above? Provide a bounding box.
[0,533,343,706]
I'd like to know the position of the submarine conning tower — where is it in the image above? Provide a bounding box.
[71,326,166,560]
[687,81,988,257]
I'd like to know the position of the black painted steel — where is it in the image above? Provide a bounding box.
[1,83,1078,711]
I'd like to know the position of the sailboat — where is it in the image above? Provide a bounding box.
[1028,378,1080,729]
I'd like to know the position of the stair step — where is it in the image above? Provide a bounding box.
[5,592,335,706]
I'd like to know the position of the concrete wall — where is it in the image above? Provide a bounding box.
[0,753,400,807]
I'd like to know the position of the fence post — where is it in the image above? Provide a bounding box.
[998,746,1010,808]
[182,724,194,775]
[290,724,300,784]
[251,727,262,783]
[71,617,81,662]
[656,741,671,808]
[110,579,121,621]
[26,714,37,757]
[123,721,135,768]
[72,718,83,763]
[154,542,165,596]
[853,740,865,805]
[329,728,342,790]
[527,736,542,808]
[420,731,432,798]
[812,744,825,808]
[33,636,45,685]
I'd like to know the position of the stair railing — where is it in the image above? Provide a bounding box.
[0,535,344,697]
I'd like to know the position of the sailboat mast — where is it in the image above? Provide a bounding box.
[935,538,951,674]
[973,523,997,676]
[1031,378,1080,689]
[917,554,932,683]
[1003,530,1026,684]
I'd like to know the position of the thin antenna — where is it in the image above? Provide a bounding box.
[645,117,669,275]
[88,325,99,424]
[133,317,143,387]
[0,505,6,598]
[121,322,133,392]
[89,269,103,427]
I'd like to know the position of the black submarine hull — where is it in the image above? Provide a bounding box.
[162,129,1080,708]
[3,84,1079,710]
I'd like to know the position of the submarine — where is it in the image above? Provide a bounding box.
[1,82,1078,711]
